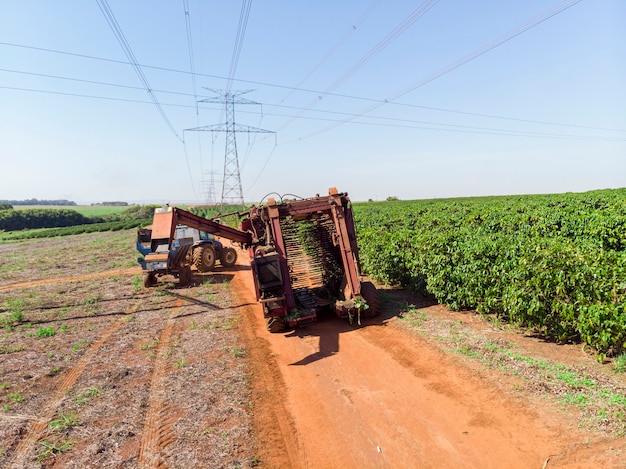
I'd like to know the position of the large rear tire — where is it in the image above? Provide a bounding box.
[266,316,286,333]
[360,280,381,318]
[143,272,157,288]
[193,246,216,272]
[220,247,238,268]
[179,266,191,286]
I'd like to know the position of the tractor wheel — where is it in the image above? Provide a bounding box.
[266,316,286,333]
[179,266,192,286]
[220,247,238,268]
[143,272,157,288]
[360,280,381,318]
[193,246,216,272]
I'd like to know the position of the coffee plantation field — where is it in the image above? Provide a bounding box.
[354,189,626,359]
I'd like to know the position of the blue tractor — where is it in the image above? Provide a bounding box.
[137,208,238,287]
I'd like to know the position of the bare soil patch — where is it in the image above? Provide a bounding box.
[230,253,626,468]
[0,232,257,468]
[2,232,626,468]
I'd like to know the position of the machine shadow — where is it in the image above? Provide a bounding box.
[286,287,437,367]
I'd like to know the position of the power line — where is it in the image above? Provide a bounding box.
[275,0,439,133]
[276,0,383,105]
[2,65,624,135]
[3,85,624,142]
[294,0,586,141]
[96,0,183,142]
[3,41,622,134]
[325,0,440,96]
[390,0,586,102]
[183,0,200,115]
[0,67,200,98]
[226,0,253,91]
[183,0,206,196]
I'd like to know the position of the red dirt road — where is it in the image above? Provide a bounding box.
[231,263,624,468]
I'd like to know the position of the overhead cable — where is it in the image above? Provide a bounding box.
[183,0,200,115]
[4,84,624,142]
[295,0,586,141]
[276,0,439,132]
[3,41,621,134]
[182,0,205,186]
[227,0,253,91]
[95,0,183,142]
[277,0,383,104]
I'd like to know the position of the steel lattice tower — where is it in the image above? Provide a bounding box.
[185,89,274,210]
[201,170,218,206]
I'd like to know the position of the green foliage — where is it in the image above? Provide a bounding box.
[614,353,626,373]
[7,392,23,403]
[36,326,57,338]
[0,202,157,239]
[0,208,91,231]
[0,203,12,210]
[354,188,626,356]
[189,205,245,228]
[1,297,25,327]
[48,413,79,432]
[38,440,74,462]
[74,387,101,406]
[111,204,160,221]
[0,218,151,241]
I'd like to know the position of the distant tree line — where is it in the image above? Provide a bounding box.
[91,201,129,206]
[0,204,159,232]
[0,198,76,206]
[0,219,150,241]
[0,209,90,231]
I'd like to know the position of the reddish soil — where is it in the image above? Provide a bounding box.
[230,255,626,468]
[2,232,625,468]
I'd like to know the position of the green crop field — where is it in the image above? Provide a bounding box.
[12,205,130,217]
[354,188,626,358]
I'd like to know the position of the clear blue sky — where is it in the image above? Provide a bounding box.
[1,1,625,204]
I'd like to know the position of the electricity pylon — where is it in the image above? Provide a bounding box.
[185,89,274,211]
[201,170,219,206]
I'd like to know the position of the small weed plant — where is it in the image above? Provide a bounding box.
[0,344,25,354]
[2,297,25,327]
[131,275,142,292]
[48,413,79,432]
[614,353,626,373]
[7,392,23,403]
[36,326,57,338]
[38,440,74,462]
[74,387,101,406]
[225,345,245,359]
[72,339,89,352]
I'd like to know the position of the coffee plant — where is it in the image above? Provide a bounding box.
[354,189,626,357]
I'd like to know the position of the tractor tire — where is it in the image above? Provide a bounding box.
[360,280,381,318]
[220,247,238,268]
[266,316,286,333]
[193,246,216,272]
[179,266,192,287]
[143,272,157,288]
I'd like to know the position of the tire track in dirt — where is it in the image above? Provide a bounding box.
[137,298,182,469]
[7,316,128,468]
[0,267,140,292]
